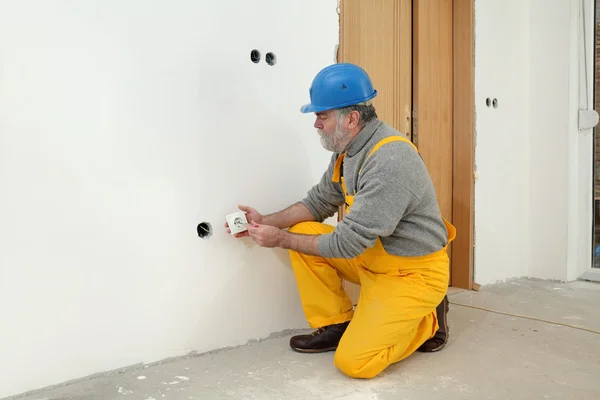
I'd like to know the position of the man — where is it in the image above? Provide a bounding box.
[225,63,456,379]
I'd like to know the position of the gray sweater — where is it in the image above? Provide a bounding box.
[300,119,449,259]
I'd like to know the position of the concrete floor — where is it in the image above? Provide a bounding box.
[7,278,600,400]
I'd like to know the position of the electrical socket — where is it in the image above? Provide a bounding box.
[226,211,249,235]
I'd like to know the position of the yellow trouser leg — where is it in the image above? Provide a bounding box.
[333,252,449,379]
[333,291,438,379]
[288,222,359,328]
[288,221,449,379]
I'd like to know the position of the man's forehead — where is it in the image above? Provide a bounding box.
[316,110,334,117]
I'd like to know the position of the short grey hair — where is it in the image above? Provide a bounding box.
[334,103,378,127]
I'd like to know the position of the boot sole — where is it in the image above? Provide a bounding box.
[290,345,338,353]
[418,341,447,353]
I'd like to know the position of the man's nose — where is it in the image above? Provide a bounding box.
[314,118,323,129]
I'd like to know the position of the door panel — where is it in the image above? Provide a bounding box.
[338,0,412,138]
[413,0,454,271]
[337,0,413,304]
[337,1,473,292]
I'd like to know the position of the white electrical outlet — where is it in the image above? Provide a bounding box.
[226,211,249,235]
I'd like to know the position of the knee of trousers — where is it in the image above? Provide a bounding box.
[333,347,381,379]
[288,221,331,235]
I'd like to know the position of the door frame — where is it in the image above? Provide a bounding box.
[450,0,475,290]
[337,0,475,290]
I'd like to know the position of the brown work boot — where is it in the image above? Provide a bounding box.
[418,295,449,352]
[289,321,350,353]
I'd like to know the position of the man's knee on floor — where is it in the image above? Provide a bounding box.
[333,347,383,379]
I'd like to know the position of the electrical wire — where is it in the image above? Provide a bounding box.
[448,300,600,336]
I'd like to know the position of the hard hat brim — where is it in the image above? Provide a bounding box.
[300,90,378,114]
[300,103,330,113]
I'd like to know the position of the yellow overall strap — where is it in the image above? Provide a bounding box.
[336,134,456,243]
[359,136,417,176]
[331,152,346,183]
[334,136,416,182]
[368,136,417,158]
[361,136,456,242]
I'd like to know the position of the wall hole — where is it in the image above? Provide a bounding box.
[197,222,213,239]
[492,98,498,108]
[265,52,277,66]
[485,98,491,107]
[250,49,261,64]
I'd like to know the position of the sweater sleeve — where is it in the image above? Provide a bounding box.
[317,142,427,258]
[299,153,345,222]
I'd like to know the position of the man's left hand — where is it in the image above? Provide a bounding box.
[246,221,284,248]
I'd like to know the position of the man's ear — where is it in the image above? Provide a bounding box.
[347,110,361,130]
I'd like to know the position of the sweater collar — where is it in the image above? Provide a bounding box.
[344,119,381,157]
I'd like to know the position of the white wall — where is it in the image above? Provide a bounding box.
[568,0,595,281]
[473,0,531,285]
[474,0,595,285]
[0,1,339,397]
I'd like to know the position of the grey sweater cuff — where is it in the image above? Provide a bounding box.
[317,234,335,258]
[299,198,323,222]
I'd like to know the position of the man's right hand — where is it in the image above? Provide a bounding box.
[225,205,264,238]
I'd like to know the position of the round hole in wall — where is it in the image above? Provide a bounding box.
[250,49,261,64]
[492,98,498,108]
[485,98,491,107]
[265,52,277,66]
[197,222,213,239]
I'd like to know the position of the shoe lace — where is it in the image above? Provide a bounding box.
[311,327,327,336]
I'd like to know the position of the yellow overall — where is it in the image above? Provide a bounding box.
[288,135,456,379]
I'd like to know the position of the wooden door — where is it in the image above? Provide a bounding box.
[338,0,413,138]
[337,0,413,304]
[412,0,454,266]
[337,0,474,299]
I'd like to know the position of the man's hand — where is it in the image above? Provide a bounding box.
[246,221,284,248]
[244,221,322,256]
[225,203,321,256]
[224,205,264,238]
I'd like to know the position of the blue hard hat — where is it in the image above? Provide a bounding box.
[300,63,377,113]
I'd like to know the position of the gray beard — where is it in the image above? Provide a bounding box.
[317,124,353,153]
